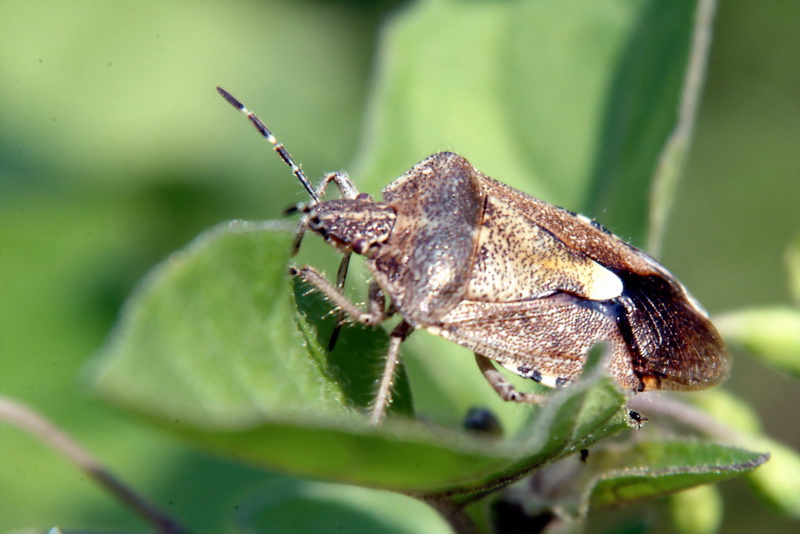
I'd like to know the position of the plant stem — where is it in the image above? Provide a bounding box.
[648,0,717,253]
[627,393,739,442]
[423,495,478,534]
[0,396,189,534]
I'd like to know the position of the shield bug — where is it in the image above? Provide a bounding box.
[217,87,730,425]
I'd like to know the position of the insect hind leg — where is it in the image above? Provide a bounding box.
[474,354,548,405]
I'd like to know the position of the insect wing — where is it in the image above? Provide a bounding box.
[465,194,623,303]
[430,294,637,389]
[476,173,730,391]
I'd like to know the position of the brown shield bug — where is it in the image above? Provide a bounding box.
[217,87,730,425]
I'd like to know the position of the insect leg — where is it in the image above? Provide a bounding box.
[327,252,353,350]
[291,224,307,257]
[291,172,360,256]
[474,354,549,405]
[290,265,386,326]
[365,281,387,319]
[319,171,359,200]
[370,320,413,426]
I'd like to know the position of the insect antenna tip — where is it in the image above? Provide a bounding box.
[216,86,244,110]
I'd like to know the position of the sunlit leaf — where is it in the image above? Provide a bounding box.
[716,307,800,379]
[670,484,723,534]
[786,235,800,304]
[585,441,768,511]
[235,480,452,534]
[90,221,406,425]
[746,437,800,519]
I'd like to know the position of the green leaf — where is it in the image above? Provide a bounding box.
[716,307,800,379]
[468,435,764,523]
[176,418,520,492]
[89,221,409,425]
[514,377,629,470]
[87,220,511,492]
[235,480,452,534]
[585,441,768,512]
[514,358,629,460]
[745,437,800,519]
[787,234,800,304]
[446,357,631,501]
[355,0,704,248]
[292,277,414,417]
[691,389,800,518]
[347,0,709,430]
[670,484,723,534]
[90,241,630,493]
[153,347,629,495]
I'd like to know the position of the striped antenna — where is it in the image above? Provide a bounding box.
[216,87,320,203]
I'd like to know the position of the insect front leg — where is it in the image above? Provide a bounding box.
[292,265,407,425]
[474,354,549,405]
[290,266,386,326]
[318,171,359,200]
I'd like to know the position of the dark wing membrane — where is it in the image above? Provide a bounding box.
[477,171,730,392]
[614,269,730,391]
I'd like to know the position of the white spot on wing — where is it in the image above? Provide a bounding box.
[586,265,623,301]
[538,375,560,388]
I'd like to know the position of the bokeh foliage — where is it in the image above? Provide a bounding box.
[1,0,798,533]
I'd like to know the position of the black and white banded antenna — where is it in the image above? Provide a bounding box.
[216,86,320,204]
[217,86,351,350]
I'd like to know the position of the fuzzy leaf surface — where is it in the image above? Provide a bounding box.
[585,441,768,511]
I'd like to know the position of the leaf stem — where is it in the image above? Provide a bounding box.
[423,495,478,534]
[0,396,189,534]
[648,0,717,254]
[627,393,740,442]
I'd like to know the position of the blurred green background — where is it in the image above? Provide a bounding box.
[0,0,797,532]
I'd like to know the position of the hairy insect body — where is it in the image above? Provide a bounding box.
[317,152,729,394]
[217,87,730,425]
[477,171,729,392]
[372,156,483,323]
